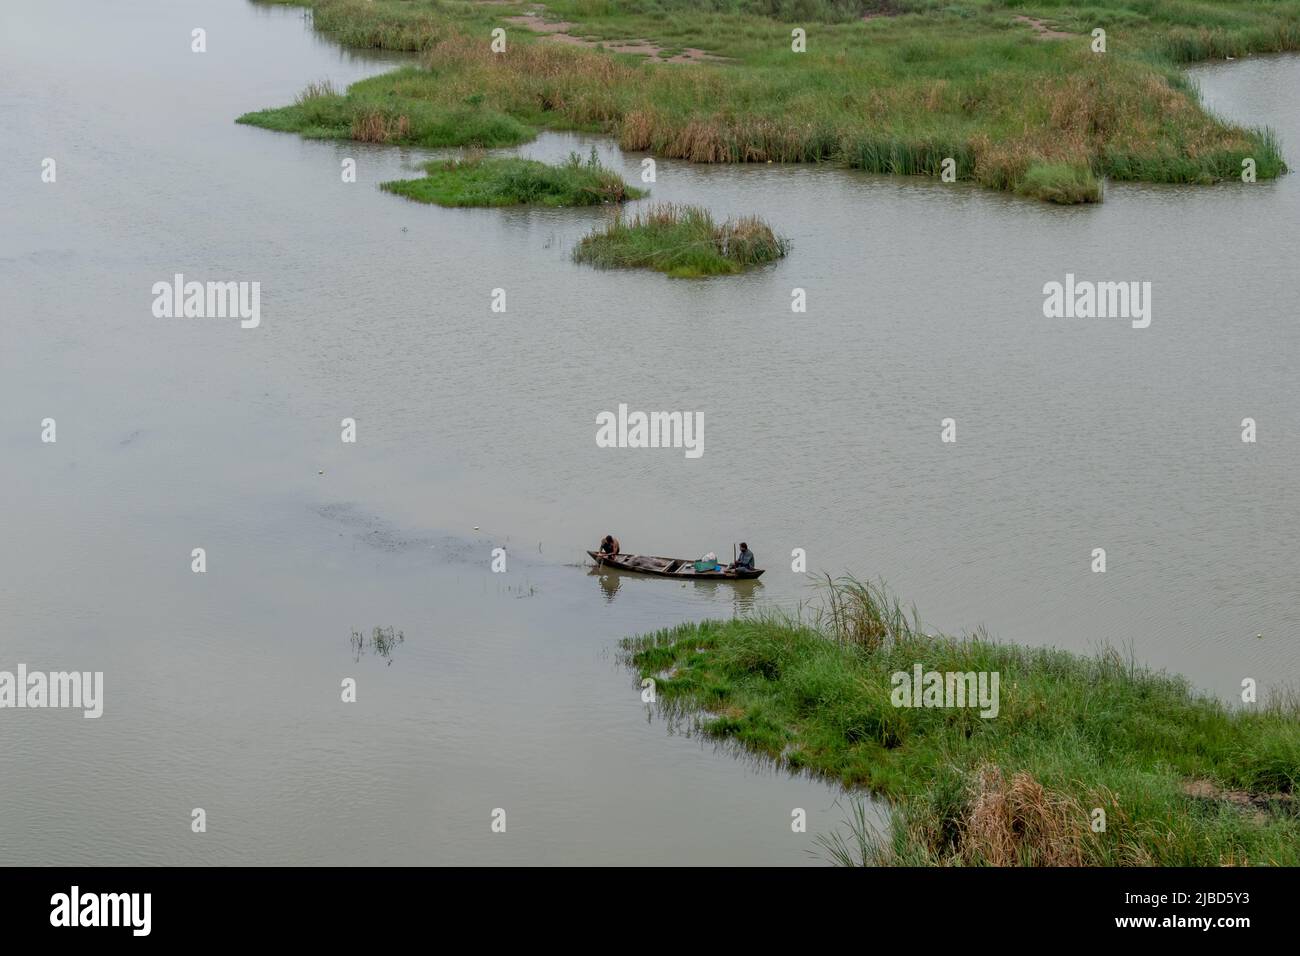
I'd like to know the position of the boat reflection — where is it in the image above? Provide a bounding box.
[591,567,622,602]
[587,565,764,612]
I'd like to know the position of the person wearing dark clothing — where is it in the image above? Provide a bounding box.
[730,542,755,571]
[600,535,621,555]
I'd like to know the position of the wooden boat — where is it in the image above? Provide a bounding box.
[587,551,764,579]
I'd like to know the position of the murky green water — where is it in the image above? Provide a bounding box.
[1,0,1296,864]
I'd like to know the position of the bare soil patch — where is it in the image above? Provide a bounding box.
[1013,14,1075,40]
[504,11,730,63]
[1183,779,1295,823]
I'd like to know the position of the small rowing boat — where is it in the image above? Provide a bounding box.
[587,551,764,579]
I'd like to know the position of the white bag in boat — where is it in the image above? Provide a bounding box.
[701,552,717,564]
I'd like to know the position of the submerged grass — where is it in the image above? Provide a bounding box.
[240,0,1295,203]
[621,575,1300,866]
[380,149,645,207]
[573,203,788,276]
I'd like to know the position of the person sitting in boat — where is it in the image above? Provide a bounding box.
[729,543,755,572]
[599,534,621,555]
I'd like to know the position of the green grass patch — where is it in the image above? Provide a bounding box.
[573,203,789,277]
[621,575,1300,865]
[380,150,646,207]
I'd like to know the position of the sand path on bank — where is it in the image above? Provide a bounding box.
[501,8,730,63]
[1013,15,1076,40]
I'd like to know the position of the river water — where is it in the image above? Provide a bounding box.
[1,0,1296,865]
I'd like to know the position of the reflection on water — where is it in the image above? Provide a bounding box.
[589,563,765,614]
[689,577,765,616]
[590,567,622,602]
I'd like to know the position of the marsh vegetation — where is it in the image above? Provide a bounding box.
[623,576,1300,865]
[242,0,1295,202]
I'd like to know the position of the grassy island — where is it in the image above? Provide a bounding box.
[241,0,1295,203]
[622,577,1300,865]
[380,151,645,206]
[573,203,788,276]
